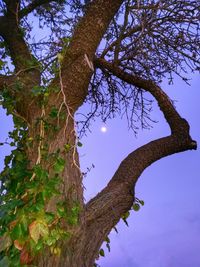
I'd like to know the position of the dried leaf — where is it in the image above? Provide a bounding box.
[20,248,33,265]
[0,234,12,252]
[29,220,49,243]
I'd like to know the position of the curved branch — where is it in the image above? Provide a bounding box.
[0,3,39,71]
[95,57,189,135]
[83,57,197,264]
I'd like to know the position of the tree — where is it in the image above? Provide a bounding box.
[0,0,199,266]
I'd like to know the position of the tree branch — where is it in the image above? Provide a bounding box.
[0,1,39,72]
[50,0,124,111]
[19,0,55,18]
[82,57,197,264]
[95,57,189,135]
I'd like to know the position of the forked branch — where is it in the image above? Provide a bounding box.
[83,57,197,264]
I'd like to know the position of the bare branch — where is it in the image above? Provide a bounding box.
[83,56,197,263]
[95,58,185,134]
[0,1,40,71]
[19,0,55,18]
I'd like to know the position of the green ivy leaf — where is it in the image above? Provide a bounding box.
[49,107,58,118]
[132,203,140,211]
[99,248,105,257]
[122,211,130,220]
[0,59,5,70]
[10,223,23,240]
[20,215,28,234]
[53,157,65,173]
[31,86,45,96]
[34,165,48,181]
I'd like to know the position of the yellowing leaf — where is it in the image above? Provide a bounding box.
[14,240,24,251]
[0,234,12,252]
[29,220,49,244]
[50,246,61,256]
[57,53,64,63]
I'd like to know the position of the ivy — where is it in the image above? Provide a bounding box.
[0,83,80,266]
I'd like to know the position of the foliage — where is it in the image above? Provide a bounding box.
[0,0,199,266]
[0,83,77,266]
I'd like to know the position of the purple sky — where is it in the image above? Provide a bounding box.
[0,27,199,265]
[0,3,199,266]
[0,72,199,267]
[79,73,200,266]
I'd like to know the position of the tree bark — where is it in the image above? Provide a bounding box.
[0,1,197,267]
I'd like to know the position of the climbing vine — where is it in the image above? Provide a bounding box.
[0,58,81,266]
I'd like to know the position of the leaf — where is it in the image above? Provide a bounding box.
[77,141,83,147]
[21,215,28,234]
[49,107,58,118]
[64,144,71,152]
[53,157,65,173]
[132,203,140,211]
[9,219,18,230]
[35,239,43,251]
[0,59,5,70]
[0,256,10,267]
[122,211,130,226]
[139,200,145,206]
[0,234,12,252]
[105,236,110,243]
[31,86,45,96]
[29,220,49,244]
[50,246,61,256]
[20,248,33,265]
[34,165,48,181]
[14,240,24,250]
[10,223,23,240]
[122,211,130,220]
[99,248,105,257]
[57,53,64,63]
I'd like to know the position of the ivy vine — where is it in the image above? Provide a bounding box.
[0,73,80,266]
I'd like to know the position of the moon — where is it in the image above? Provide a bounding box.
[100,126,107,133]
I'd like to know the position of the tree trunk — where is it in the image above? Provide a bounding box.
[0,1,198,267]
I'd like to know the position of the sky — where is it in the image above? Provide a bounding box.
[79,73,200,267]
[0,70,199,267]
[0,73,199,267]
[0,4,199,266]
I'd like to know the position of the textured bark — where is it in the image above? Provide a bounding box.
[0,1,197,267]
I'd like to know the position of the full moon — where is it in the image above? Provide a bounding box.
[100,126,107,133]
